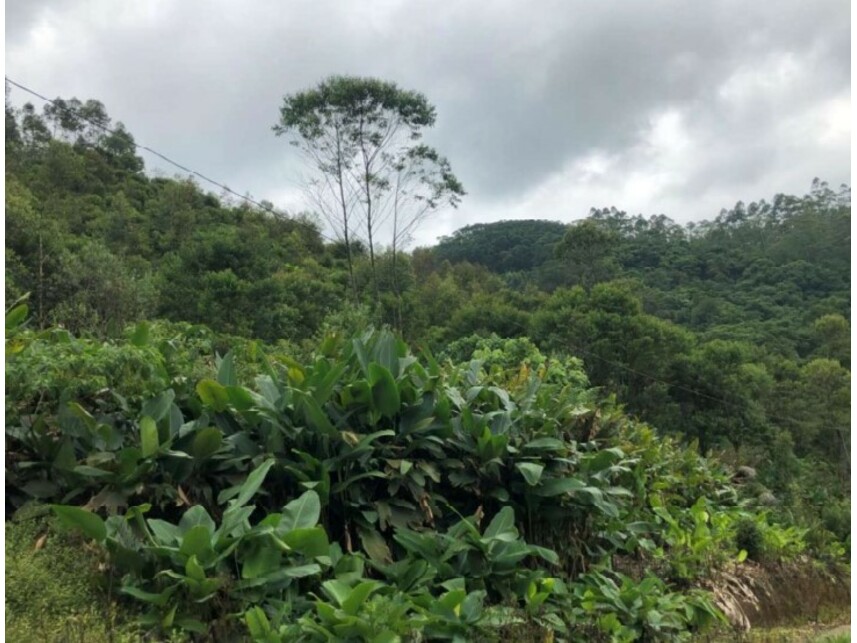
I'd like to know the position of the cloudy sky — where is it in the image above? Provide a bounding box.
[6,0,851,246]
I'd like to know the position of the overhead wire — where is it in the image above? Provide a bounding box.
[4,76,336,242]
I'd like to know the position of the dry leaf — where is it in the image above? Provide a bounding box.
[176,485,191,507]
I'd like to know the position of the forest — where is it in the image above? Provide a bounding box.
[4,79,851,642]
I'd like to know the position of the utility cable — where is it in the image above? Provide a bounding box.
[4,76,336,242]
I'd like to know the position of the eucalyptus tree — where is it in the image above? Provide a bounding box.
[274,76,464,302]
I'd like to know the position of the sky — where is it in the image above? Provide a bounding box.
[5,0,851,246]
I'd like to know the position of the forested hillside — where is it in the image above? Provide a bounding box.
[5,93,850,641]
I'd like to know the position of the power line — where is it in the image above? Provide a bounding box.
[4,76,336,243]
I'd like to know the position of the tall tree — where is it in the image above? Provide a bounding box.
[274,76,463,302]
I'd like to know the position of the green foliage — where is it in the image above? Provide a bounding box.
[812,314,850,365]
[434,220,568,275]
[12,326,836,639]
[555,219,620,288]
[734,517,764,561]
[441,333,590,393]
[567,570,723,641]
[4,319,303,510]
[5,101,334,343]
[157,228,340,342]
[3,91,849,638]
[533,281,695,432]
[275,75,464,302]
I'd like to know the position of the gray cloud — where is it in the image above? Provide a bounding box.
[6,0,850,245]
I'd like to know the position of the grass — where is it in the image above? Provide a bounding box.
[4,503,145,642]
[700,623,852,642]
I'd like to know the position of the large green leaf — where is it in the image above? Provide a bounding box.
[583,447,625,473]
[140,416,159,458]
[255,375,282,406]
[185,555,206,581]
[141,389,176,423]
[358,526,392,564]
[176,617,208,634]
[242,543,282,579]
[534,477,587,497]
[148,519,183,545]
[232,458,276,508]
[52,505,106,542]
[122,584,176,606]
[281,490,320,531]
[5,302,28,331]
[179,505,216,534]
[312,360,347,404]
[515,462,545,486]
[523,437,566,452]
[129,321,149,346]
[180,524,214,560]
[282,526,329,557]
[67,402,97,431]
[216,505,255,542]
[373,331,401,375]
[342,580,381,616]
[225,386,255,410]
[460,591,486,623]
[330,471,386,494]
[529,545,560,566]
[217,351,237,387]
[436,588,467,616]
[245,607,272,639]
[271,563,322,580]
[483,506,517,540]
[73,465,112,478]
[393,529,439,561]
[352,339,371,377]
[191,427,223,459]
[298,393,339,437]
[197,379,229,412]
[369,363,400,418]
[321,579,352,607]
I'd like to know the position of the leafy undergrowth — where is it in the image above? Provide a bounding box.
[5,314,850,641]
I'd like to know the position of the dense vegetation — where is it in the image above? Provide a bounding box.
[4,86,850,640]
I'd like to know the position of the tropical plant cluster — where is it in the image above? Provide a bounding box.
[6,313,842,640]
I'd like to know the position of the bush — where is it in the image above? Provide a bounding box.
[735,517,764,561]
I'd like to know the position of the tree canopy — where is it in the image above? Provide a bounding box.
[274,76,464,301]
